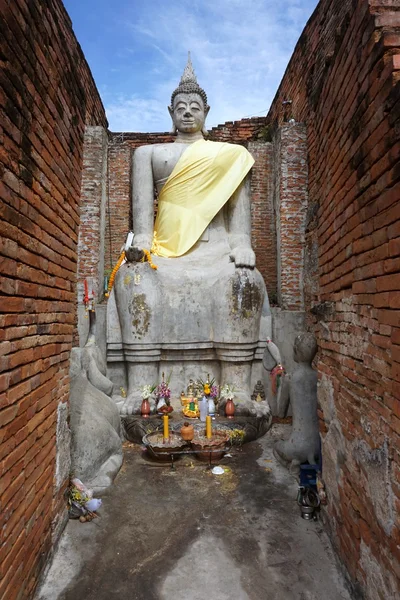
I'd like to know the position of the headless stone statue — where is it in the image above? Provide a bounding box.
[107,54,271,415]
[273,333,320,475]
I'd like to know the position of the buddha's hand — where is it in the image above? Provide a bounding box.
[125,247,144,262]
[125,235,152,262]
[229,247,256,269]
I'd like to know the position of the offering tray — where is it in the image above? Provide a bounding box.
[191,430,231,463]
[143,431,187,461]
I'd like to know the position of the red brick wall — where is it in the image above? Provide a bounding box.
[77,127,108,304]
[275,123,308,310]
[105,119,274,295]
[266,0,400,596]
[248,141,277,296]
[209,116,267,143]
[105,141,134,273]
[0,1,107,598]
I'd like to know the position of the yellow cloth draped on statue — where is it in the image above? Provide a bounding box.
[151,139,254,258]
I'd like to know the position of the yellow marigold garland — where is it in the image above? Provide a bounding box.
[105,247,158,299]
[141,248,158,270]
[105,251,126,298]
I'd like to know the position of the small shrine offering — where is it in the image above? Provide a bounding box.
[182,402,200,418]
[199,374,218,421]
[155,372,173,414]
[182,378,200,417]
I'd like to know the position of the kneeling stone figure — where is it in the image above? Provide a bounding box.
[273,333,320,475]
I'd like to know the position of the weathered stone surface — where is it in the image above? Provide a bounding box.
[36,427,352,600]
[55,402,71,492]
[81,343,114,397]
[105,122,276,295]
[69,348,122,492]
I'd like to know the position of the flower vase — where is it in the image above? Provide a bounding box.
[225,398,235,419]
[141,398,151,418]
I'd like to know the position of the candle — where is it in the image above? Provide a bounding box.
[206,415,212,439]
[163,415,169,440]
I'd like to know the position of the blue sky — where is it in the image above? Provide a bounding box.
[63,0,319,132]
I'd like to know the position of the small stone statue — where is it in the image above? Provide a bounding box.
[187,379,195,397]
[251,380,265,402]
[273,333,320,475]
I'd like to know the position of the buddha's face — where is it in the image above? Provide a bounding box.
[169,93,209,134]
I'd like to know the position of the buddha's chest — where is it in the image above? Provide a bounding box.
[152,144,189,183]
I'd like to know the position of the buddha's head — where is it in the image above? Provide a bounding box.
[169,53,210,135]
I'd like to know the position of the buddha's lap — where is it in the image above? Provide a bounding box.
[113,256,265,344]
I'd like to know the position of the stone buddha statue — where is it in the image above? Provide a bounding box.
[107,55,271,415]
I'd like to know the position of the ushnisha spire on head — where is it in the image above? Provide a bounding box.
[171,51,208,108]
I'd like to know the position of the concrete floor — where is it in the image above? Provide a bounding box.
[36,425,353,600]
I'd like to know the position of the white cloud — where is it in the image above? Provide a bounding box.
[105,96,169,132]
[105,0,319,132]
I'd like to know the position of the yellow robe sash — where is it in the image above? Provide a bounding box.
[151,139,254,258]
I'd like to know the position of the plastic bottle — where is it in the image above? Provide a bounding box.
[199,395,208,422]
[208,397,216,417]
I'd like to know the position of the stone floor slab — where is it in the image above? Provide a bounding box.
[36,425,353,600]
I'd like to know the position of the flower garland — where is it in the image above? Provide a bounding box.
[141,248,158,270]
[105,250,125,298]
[270,364,285,395]
[105,246,158,299]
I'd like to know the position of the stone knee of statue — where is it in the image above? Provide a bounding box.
[213,266,268,416]
[213,266,266,343]
[113,261,162,414]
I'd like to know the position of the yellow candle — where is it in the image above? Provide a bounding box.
[206,415,212,439]
[163,415,169,440]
